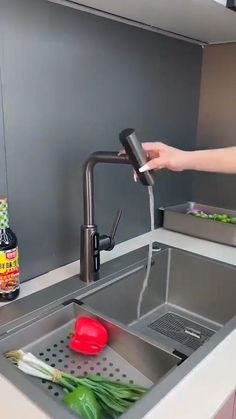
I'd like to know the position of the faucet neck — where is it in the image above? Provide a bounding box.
[83,152,130,226]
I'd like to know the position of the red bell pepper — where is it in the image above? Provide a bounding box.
[69,316,108,355]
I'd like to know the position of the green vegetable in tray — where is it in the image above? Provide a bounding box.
[64,385,101,419]
[5,350,147,419]
[187,209,236,224]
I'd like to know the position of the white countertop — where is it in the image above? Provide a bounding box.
[1,228,236,418]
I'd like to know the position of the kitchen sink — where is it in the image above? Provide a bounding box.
[0,245,236,418]
[0,300,179,418]
[83,246,236,356]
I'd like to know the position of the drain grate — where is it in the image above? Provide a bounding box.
[31,323,152,403]
[148,312,215,351]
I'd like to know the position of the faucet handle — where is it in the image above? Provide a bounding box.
[99,209,122,252]
[110,208,122,240]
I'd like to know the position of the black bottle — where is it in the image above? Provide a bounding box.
[0,197,20,301]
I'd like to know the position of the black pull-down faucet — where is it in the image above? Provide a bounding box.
[80,129,154,282]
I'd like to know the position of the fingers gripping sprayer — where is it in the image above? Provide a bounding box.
[80,128,154,283]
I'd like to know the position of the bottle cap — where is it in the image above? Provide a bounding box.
[0,197,9,229]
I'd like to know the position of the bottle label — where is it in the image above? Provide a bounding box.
[0,247,19,293]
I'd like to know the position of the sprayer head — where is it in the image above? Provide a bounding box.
[119,128,154,186]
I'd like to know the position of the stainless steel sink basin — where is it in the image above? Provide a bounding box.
[83,247,236,356]
[0,245,236,419]
[0,301,179,419]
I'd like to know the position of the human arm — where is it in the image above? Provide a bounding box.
[139,143,236,174]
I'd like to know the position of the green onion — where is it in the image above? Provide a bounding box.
[6,350,147,418]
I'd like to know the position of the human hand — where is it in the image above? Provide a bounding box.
[139,142,190,173]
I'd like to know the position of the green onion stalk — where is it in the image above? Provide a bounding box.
[6,350,147,419]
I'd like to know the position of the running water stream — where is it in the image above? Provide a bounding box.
[137,186,155,319]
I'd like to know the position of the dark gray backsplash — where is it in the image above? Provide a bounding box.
[0,0,202,280]
[193,44,236,209]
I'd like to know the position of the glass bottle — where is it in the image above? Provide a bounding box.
[0,197,20,301]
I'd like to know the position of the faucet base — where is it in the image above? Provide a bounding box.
[80,225,99,283]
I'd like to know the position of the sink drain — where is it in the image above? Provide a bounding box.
[148,312,215,351]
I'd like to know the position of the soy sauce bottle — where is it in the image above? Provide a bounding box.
[0,197,20,301]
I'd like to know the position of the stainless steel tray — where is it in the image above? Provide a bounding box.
[163,202,236,246]
[0,302,179,418]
